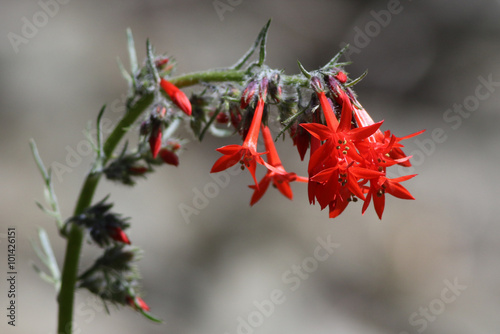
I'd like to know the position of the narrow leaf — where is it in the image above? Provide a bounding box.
[345,70,368,88]
[231,19,271,70]
[258,19,271,66]
[146,39,160,84]
[127,28,138,74]
[297,60,311,79]
[321,44,350,71]
[117,57,133,85]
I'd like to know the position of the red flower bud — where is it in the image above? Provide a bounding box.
[159,148,179,167]
[107,226,131,245]
[160,79,192,116]
[240,81,258,109]
[216,112,229,124]
[310,76,323,93]
[128,166,149,175]
[126,296,150,311]
[155,57,169,70]
[148,124,162,159]
[335,71,347,84]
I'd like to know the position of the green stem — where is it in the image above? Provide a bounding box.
[57,93,153,334]
[169,69,246,88]
[56,68,248,333]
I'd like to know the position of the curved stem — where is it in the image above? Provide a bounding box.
[56,67,250,333]
[57,93,153,334]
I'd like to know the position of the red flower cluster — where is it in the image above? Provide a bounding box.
[301,75,423,218]
[210,73,423,219]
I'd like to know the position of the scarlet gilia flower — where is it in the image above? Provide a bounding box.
[361,174,416,219]
[126,295,151,312]
[301,77,384,218]
[249,126,307,205]
[106,226,131,245]
[160,78,192,116]
[352,103,424,167]
[211,78,270,188]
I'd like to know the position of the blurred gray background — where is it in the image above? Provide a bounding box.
[1,0,500,333]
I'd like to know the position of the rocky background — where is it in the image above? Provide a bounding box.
[1,0,499,333]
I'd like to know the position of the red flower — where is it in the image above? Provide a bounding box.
[211,98,267,187]
[107,226,131,245]
[362,174,416,219]
[301,83,383,217]
[353,105,425,167]
[160,79,192,116]
[126,296,150,312]
[249,126,307,205]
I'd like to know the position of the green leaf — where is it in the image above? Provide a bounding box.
[321,44,350,71]
[297,60,311,79]
[117,57,133,85]
[96,105,106,160]
[126,28,138,74]
[146,39,160,85]
[258,19,271,66]
[345,70,368,88]
[30,139,63,230]
[31,228,61,292]
[140,309,163,323]
[231,19,271,70]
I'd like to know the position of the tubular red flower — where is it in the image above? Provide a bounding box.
[160,78,192,116]
[249,126,307,205]
[211,98,267,188]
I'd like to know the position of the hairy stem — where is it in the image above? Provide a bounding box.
[56,67,250,333]
[57,93,153,334]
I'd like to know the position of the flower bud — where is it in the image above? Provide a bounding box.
[126,295,150,312]
[160,79,192,116]
[148,122,162,159]
[240,80,258,109]
[159,148,179,167]
[335,71,347,84]
[310,76,324,93]
[106,226,131,245]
